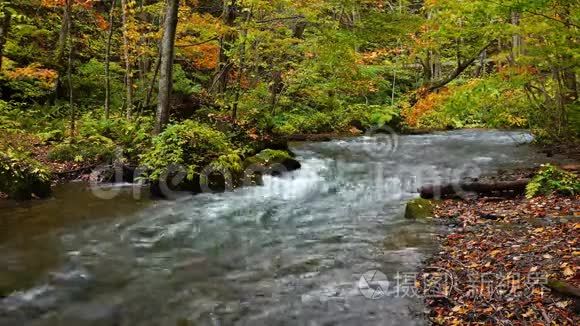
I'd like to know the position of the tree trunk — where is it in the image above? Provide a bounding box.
[66,0,74,134]
[419,180,529,199]
[270,70,282,112]
[121,0,134,119]
[55,0,71,65]
[0,9,11,71]
[562,70,578,105]
[144,54,161,111]
[475,49,486,77]
[232,10,251,121]
[429,51,441,81]
[154,0,179,135]
[511,11,522,61]
[104,0,116,119]
[212,0,237,94]
[269,19,306,113]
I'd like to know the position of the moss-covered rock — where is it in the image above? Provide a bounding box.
[242,149,301,186]
[140,120,244,197]
[243,149,301,171]
[404,198,434,219]
[0,149,52,200]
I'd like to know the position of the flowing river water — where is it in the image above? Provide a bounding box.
[0,130,548,326]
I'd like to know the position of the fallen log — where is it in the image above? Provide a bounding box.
[560,164,580,172]
[547,280,580,298]
[419,179,530,199]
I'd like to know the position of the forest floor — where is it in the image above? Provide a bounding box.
[416,163,580,324]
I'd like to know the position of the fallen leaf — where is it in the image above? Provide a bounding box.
[555,301,570,309]
[563,267,574,277]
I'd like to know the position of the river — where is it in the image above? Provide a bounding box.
[0,130,545,325]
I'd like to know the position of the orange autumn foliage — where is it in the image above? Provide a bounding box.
[403,88,451,127]
[181,43,219,70]
[41,0,94,9]
[94,12,109,31]
[4,64,58,89]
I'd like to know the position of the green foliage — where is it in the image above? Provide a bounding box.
[172,64,201,96]
[266,104,398,136]
[0,148,51,199]
[47,136,115,163]
[72,59,125,109]
[526,164,580,198]
[416,75,530,129]
[140,120,241,182]
[77,114,153,161]
[336,104,399,129]
[271,109,334,135]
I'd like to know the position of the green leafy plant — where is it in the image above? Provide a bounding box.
[526,164,580,198]
[47,136,115,163]
[140,120,241,183]
[0,148,51,199]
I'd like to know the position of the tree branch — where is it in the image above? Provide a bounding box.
[176,36,219,48]
[256,15,305,24]
[424,41,496,93]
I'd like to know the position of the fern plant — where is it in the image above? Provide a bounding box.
[525,164,580,199]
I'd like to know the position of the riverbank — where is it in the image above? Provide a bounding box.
[415,167,580,324]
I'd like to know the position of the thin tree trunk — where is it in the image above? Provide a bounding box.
[66,0,74,134]
[55,1,71,65]
[0,9,11,71]
[104,0,116,119]
[121,0,134,119]
[475,49,486,77]
[269,19,306,113]
[144,54,161,110]
[154,0,179,135]
[213,0,237,94]
[511,11,522,61]
[391,69,396,106]
[232,10,251,121]
[432,52,441,81]
[562,70,578,105]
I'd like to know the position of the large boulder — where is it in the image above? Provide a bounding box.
[243,149,301,172]
[405,198,434,219]
[243,149,301,186]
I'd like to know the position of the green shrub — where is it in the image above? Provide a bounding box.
[415,75,529,130]
[525,164,580,198]
[335,104,398,130]
[47,136,115,163]
[140,120,241,182]
[173,64,201,96]
[77,114,153,161]
[271,109,334,135]
[72,59,124,108]
[0,149,51,199]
